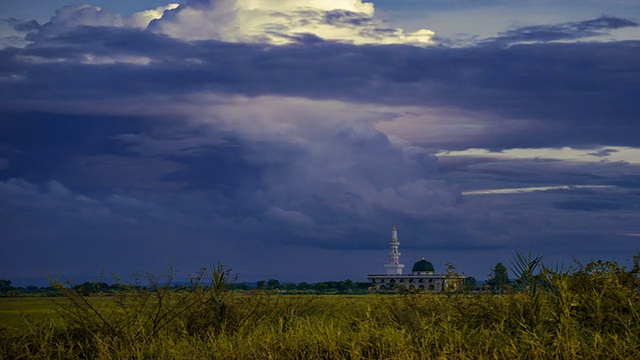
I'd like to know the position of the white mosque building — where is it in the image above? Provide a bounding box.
[367,226,465,292]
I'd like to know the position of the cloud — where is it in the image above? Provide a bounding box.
[0,177,234,279]
[462,185,613,196]
[1,4,639,282]
[126,4,181,29]
[0,131,462,279]
[0,94,459,239]
[3,15,638,151]
[0,17,40,48]
[438,154,640,192]
[18,0,434,47]
[187,96,457,234]
[3,117,639,281]
[0,178,128,223]
[266,207,315,227]
[148,0,435,45]
[488,15,638,45]
[0,178,184,225]
[554,197,636,212]
[437,147,640,165]
[25,3,179,42]
[28,4,123,41]
[114,133,231,157]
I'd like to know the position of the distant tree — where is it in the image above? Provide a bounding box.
[322,281,336,291]
[109,283,130,292]
[266,279,280,290]
[296,282,312,291]
[224,282,245,290]
[282,282,297,291]
[487,263,510,291]
[334,281,347,291]
[256,280,266,290]
[233,282,252,290]
[335,279,355,293]
[7,289,22,297]
[354,282,372,291]
[0,279,12,292]
[73,281,110,296]
[463,276,477,291]
[314,282,329,293]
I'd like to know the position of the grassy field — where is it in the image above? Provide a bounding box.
[1,260,639,359]
[0,298,67,334]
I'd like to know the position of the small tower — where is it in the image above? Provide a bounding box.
[384,226,405,275]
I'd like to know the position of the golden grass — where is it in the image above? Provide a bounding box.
[2,291,639,359]
[2,260,639,359]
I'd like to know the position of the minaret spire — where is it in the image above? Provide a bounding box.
[384,225,405,275]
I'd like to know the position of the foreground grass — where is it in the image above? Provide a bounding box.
[2,293,639,359]
[2,261,640,359]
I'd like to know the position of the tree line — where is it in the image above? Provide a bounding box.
[0,277,375,297]
[3,251,638,296]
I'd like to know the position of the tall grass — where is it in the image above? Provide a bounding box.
[2,258,639,359]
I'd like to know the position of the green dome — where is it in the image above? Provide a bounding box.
[412,258,435,273]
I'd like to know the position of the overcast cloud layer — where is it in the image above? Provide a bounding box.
[1,0,639,285]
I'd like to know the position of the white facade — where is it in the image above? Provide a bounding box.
[367,226,465,292]
[384,226,404,275]
[367,273,451,292]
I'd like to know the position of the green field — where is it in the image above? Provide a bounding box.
[2,260,640,359]
[0,298,67,334]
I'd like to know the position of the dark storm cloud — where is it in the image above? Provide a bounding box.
[0,113,155,189]
[587,148,619,158]
[438,156,640,246]
[0,17,41,48]
[439,156,640,191]
[554,198,635,212]
[2,17,639,150]
[323,10,374,26]
[4,18,41,33]
[1,10,639,283]
[0,116,464,281]
[490,16,638,45]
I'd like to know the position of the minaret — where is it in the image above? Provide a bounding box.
[384,226,405,275]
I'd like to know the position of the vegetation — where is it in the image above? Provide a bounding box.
[487,262,510,291]
[1,255,640,359]
[0,280,60,298]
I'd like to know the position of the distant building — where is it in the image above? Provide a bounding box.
[367,226,464,292]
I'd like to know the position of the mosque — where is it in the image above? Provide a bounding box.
[367,226,465,292]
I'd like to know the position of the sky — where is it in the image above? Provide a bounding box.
[1,0,639,286]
